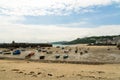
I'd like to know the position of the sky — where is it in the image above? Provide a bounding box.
[0,0,120,43]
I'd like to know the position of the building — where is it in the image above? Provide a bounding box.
[95,36,120,45]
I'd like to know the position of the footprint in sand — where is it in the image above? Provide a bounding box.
[17,71,23,74]
[23,71,38,77]
[11,69,24,74]
[97,71,105,74]
[37,72,42,75]
[24,73,27,75]
[29,71,35,75]
[56,75,65,78]
[0,69,6,71]
[32,74,37,77]
[11,69,20,71]
[48,73,53,76]
[76,74,82,76]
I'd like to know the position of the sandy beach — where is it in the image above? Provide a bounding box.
[0,59,120,80]
[0,45,120,80]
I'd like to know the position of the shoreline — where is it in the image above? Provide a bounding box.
[0,56,120,65]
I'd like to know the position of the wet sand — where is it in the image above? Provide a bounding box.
[0,45,120,63]
[0,59,120,80]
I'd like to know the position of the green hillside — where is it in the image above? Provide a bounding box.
[55,35,120,45]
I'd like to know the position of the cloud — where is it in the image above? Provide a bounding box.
[0,15,120,43]
[89,25,120,36]
[0,15,25,25]
[0,0,120,16]
[58,21,95,28]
